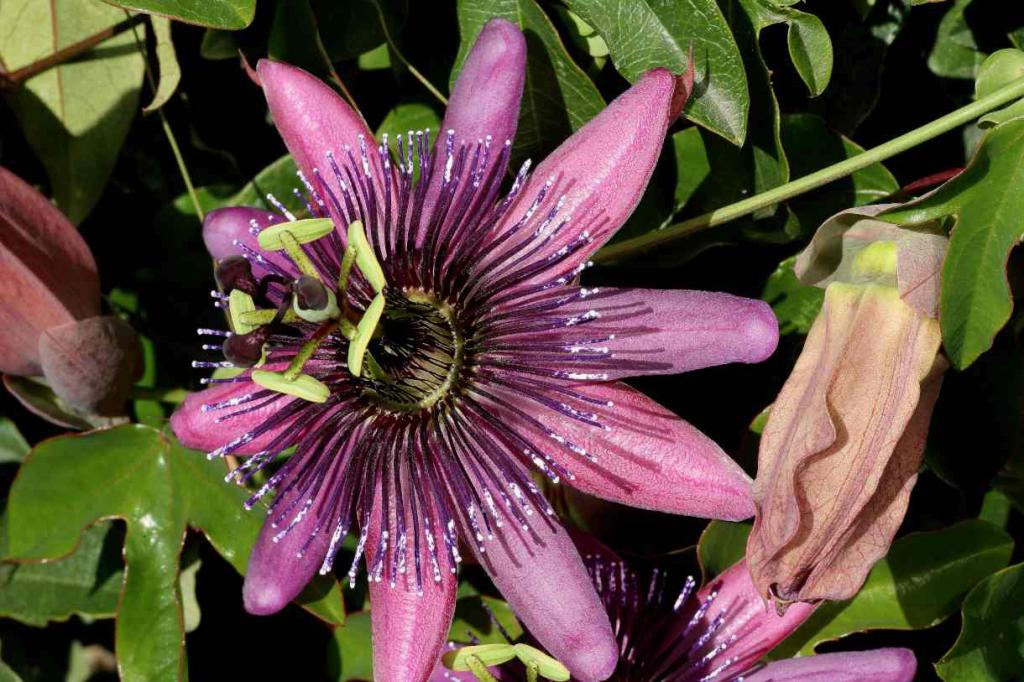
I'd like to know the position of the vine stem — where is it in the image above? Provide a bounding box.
[370,0,448,106]
[595,76,1024,263]
[128,16,204,221]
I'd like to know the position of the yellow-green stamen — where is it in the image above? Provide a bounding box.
[347,293,385,378]
[513,644,570,681]
[251,370,330,403]
[442,644,516,673]
[347,220,386,293]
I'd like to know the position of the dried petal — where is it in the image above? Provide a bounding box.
[37,316,141,416]
[0,166,100,375]
[748,283,943,605]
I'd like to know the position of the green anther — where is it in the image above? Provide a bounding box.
[441,644,516,673]
[257,218,334,250]
[513,645,570,681]
[239,308,300,326]
[347,220,387,293]
[251,370,330,403]
[228,290,258,334]
[347,293,385,378]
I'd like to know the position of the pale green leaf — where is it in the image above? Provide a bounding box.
[0,0,144,224]
[143,16,181,113]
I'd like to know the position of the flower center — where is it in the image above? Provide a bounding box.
[363,288,466,414]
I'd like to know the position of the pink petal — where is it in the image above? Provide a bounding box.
[203,207,288,279]
[419,19,526,246]
[503,381,754,520]
[170,376,294,456]
[480,68,674,280]
[368,503,458,682]
[0,166,100,376]
[744,649,917,682]
[443,18,525,153]
[474,518,617,682]
[694,561,815,675]
[540,288,779,379]
[243,481,334,615]
[258,60,375,182]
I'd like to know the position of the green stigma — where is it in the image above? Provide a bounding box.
[225,218,393,402]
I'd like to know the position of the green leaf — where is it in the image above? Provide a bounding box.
[375,102,442,142]
[375,102,442,183]
[313,0,387,62]
[0,643,21,682]
[199,29,238,60]
[450,595,524,644]
[936,562,1024,680]
[883,118,1024,369]
[268,0,336,84]
[780,113,899,239]
[329,610,373,681]
[928,0,986,80]
[143,17,181,113]
[357,44,392,71]
[762,256,825,335]
[0,0,144,224]
[565,0,748,145]
[103,0,256,30]
[735,0,833,97]
[0,522,123,626]
[976,49,1024,129]
[227,155,301,210]
[453,0,605,164]
[697,521,750,580]
[0,418,29,464]
[6,425,344,682]
[772,520,1014,658]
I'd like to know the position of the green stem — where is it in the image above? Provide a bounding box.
[129,17,204,221]
[370,0,448,106]
[595,76,1024,263]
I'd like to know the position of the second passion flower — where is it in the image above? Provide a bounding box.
[171,18,779,682]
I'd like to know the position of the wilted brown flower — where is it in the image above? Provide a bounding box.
[747,205,948,609]
[0,165,140,425]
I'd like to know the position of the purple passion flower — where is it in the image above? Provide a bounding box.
[438,553,916,682]
[171,18,778,682]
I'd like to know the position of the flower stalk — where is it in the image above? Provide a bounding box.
[596,75,1024,263]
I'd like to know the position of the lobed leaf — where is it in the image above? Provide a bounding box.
[884,118,1024,369]
[6,425,344,682]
